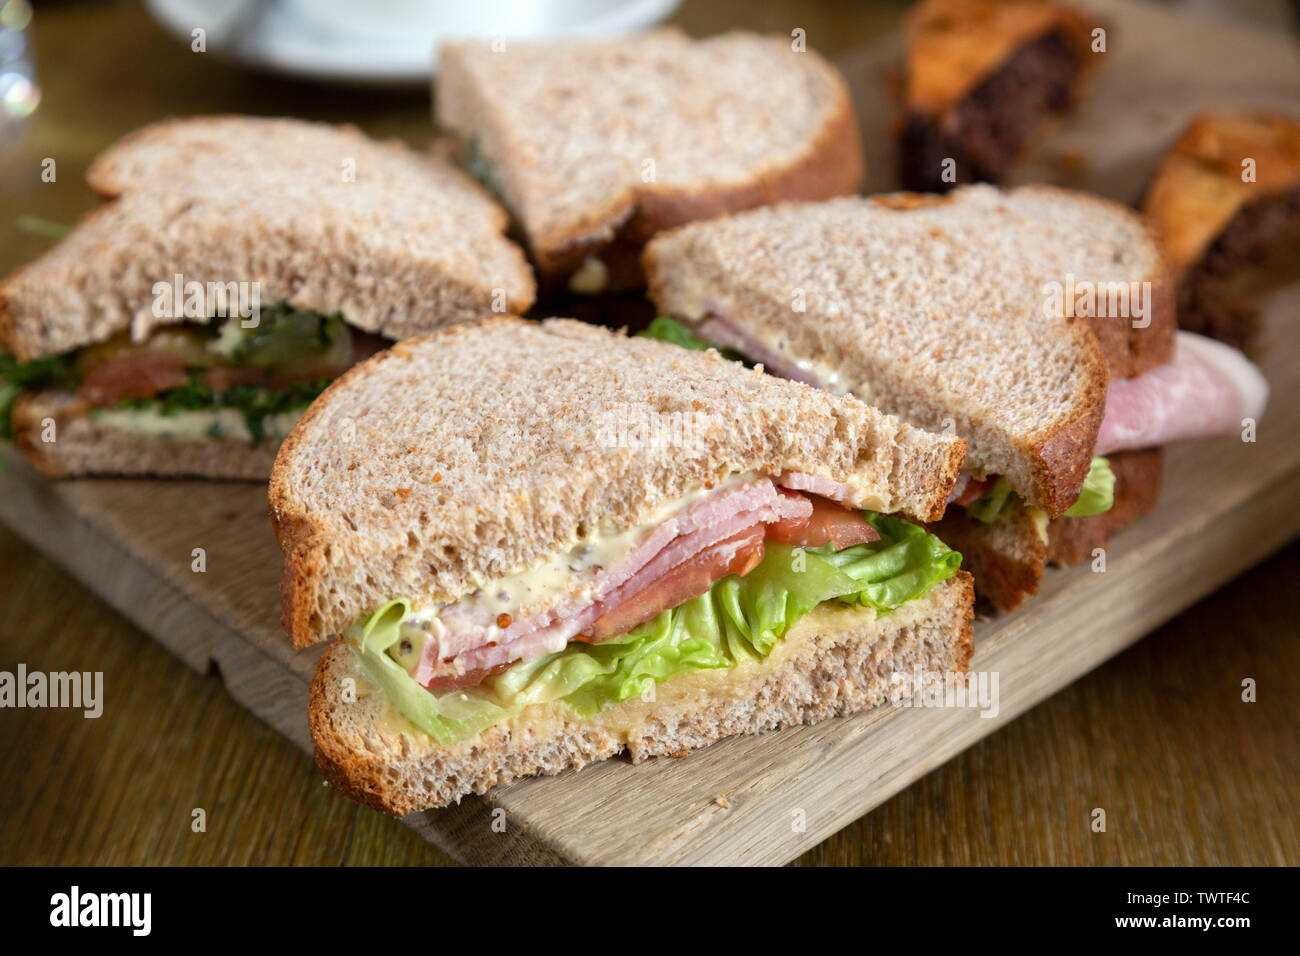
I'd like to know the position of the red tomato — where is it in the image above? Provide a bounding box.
[765,494,879,549]
[952,476,990,507]
[78,354,190,406]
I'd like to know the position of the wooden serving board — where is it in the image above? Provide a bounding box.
[2,0,1299,865]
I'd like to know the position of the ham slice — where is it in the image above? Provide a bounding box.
[697,312,831,389]
[697,312,1269,502]
[1096,332,1269,455]
[414,478,813,685]
[777,471,857,503]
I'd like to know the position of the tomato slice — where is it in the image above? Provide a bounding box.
[953,476,990,507]
[765,494,879,549]
[579,525,767,643]
[767,487,814,541]
[78,354,190,406]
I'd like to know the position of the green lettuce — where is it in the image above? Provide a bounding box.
[348,512,962,745]
[638,316,745,362]
[464,139,506,201]
[113,374,333,442]
[1063,456,1115,517]
[965,476,1014,524]
[966,456,1115,524]
[16,215,72,239]
[0,351,79,440]
[212,304,351,368]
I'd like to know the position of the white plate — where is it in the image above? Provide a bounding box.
[144,0,682,86]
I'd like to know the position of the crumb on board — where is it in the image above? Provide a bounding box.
[714,793,731,810]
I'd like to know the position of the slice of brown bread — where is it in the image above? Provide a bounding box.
[0,116,535,361]
[645,185,1174,516]
[269,316,965,648]
[310,571,973,815]
[435,29,863,287]
[11,391,279,480]
[928,448,1163,610]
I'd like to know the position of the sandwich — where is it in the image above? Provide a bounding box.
[435,29,863,295]
[898,0,1101,193]
[0,116,534,479]
[271,317,973,814]
[643,185,1269,610]
[1142,110,1300,349]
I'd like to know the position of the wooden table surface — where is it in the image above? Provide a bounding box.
[1,0,1297,866]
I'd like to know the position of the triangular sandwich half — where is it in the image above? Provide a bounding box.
[271,317,972,814]
[0,116,535,479]
[644,185,1268,610]
[435,29,863,293]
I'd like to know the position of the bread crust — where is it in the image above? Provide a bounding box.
[534,75,864,286]
[309,573,974,816]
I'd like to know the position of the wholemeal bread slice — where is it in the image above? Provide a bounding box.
[309,571,973,815]
[1142,110,1300,349]
[644,184,1174,516]
[435,29,863,289]
[11,391,279,480]
[927,448,1163,610]
[0,116,535,361]
[270,316,965,648]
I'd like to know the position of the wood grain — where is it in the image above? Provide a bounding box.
[1,0,1298,865]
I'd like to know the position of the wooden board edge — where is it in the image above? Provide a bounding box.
[0,447,316,751]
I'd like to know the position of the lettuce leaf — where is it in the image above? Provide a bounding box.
[115,374,332,443]
[965,476,1014,523]
[966,456,1115,524]
[1063,456,1115,517]
[213,305,351,368]
[638,316,745,362]
[0,351,79,440]
[348,512,962,743]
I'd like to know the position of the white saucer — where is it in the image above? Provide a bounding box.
[144,0,682,86]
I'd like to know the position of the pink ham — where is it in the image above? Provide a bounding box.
[1096,332,1269,455]
[413,478,812,685]
[778,471,859,504]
